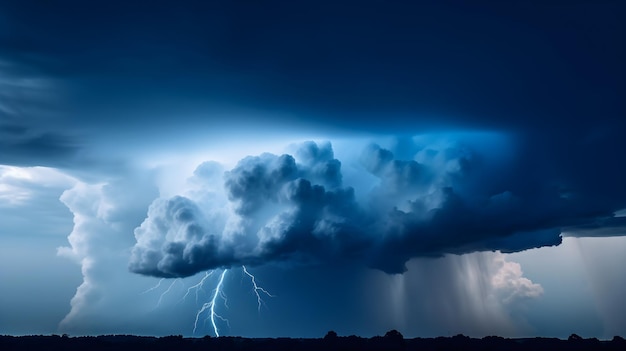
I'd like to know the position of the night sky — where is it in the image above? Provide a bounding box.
[1,0,625,339]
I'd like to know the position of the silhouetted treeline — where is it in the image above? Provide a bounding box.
[1,332,624,351]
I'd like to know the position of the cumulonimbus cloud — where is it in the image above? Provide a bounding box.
[129,138,625,278]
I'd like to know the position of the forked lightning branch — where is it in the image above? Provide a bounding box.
[141,266,273,337]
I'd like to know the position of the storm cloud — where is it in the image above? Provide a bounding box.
[0,59,81,168]
[129,138,624,278]
[2,0,624,338]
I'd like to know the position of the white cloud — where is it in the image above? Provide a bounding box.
[369,251,544,337]
[491,254,544,304]
[57,175,161,334]
[0,166,77,206]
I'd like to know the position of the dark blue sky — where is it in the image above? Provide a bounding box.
[1,0,625,339]
[1,0,623,133]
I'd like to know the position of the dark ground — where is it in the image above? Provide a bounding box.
[1,332,625,351]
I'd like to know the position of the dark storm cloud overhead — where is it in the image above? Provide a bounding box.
[563,217,626,238]
[128,196,226,278]
[0,54,82,167]
[1,1,623,133]
[129,142,363,277]
[0,125,80,167]
[226,142,343,216]
[129,139,625,278]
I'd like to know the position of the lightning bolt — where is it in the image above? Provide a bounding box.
[181,270,214,304]
[140,278,164,295]
[141,267,275,336]
[156,278,181,308]
[242,266,274,313]
[193,269,229,336]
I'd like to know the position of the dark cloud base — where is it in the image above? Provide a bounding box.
[129,139,625,278]
[0,127,80,167]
